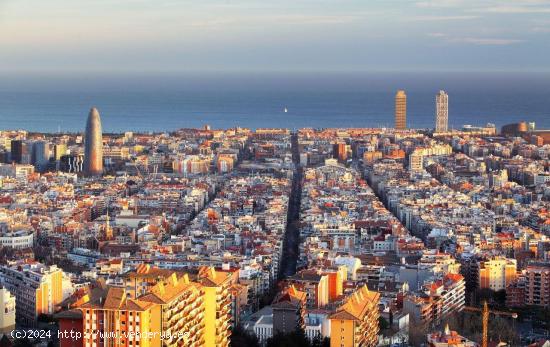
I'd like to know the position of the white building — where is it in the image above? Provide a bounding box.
[0,163,35,179]
[0,230,34,249]
[0,286,15,334]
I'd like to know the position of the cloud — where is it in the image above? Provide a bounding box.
[411,15,480,21]
[428,33,524,45]
[532,26,550,32]
[478,5,550,13]
[415,0,550,14]
[452,37,524,45]
[415,0,466,8]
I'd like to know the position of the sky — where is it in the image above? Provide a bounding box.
[1,0,550,73]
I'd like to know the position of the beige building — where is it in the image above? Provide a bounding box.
[0,286,16,334]
[395,90,407,130]
[409,151,424,172]
[0,261,64,326]
[479,257,517,291]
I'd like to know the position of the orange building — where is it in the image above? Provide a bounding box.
[217,155,235,173]
[329,285,380,347]
[333,143,351,162]
[363,151,383,164]
[323,266,346,301]
[72,265,232,347]
[197,266,233,347]
[79,287,162,347]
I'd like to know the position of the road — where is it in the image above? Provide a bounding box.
[279,132,303,278]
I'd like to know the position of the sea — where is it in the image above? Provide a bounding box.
[1,71,549,133]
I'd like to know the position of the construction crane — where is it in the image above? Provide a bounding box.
[463,301,518,347]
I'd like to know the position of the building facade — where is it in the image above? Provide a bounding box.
[0,261,63,326]
[83,107,103,176]
[272,285,306,335]
[524,263,550,307]
[329,285,380,347]
[435,90,449,133]
[395,90,407,130]
[478,257,517,291]
[0,287,16,334]
[77,266,233,347]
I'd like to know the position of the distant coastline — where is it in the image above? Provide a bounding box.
[1,72,549,133]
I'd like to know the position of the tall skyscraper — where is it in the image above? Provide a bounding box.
[10,140,26,164]
[31,141,49,170]
[395,90,407,130]
[435,90,449,132]
[83,107,103,176]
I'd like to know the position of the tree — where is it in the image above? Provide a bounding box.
[311,335,330,347]
[379,316,390,330]
[473,288,494,306]
[493,289,506,306]
[13,337,32,347]
[230,325,260,347]
[266,329,310,347]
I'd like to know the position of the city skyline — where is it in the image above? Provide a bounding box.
[0,2,548,346]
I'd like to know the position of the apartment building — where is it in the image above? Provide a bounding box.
[0,261,63,326]
[197,266,232,347]
[329,285,380,347]
[272,285,306,335]
[524,263,550,307]
[0,286,15,334]
[77,265,233,347]
[478,257,517,291]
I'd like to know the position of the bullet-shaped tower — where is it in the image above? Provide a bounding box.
[83,107,103,176]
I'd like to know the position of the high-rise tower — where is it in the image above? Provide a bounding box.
[395,90,407,130]
[435,90,448,132]
[83,107,103,176]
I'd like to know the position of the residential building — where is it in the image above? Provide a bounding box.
[272,285,306,335]
[479,257,517,291]
[0,261,64,326]
[79,287,162,347]
[197,266,232,347]
[427,325,477,347]
[525,263,550,307]
[286,270,329,308]
[329,285,380,347]
[0,287,15,334]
